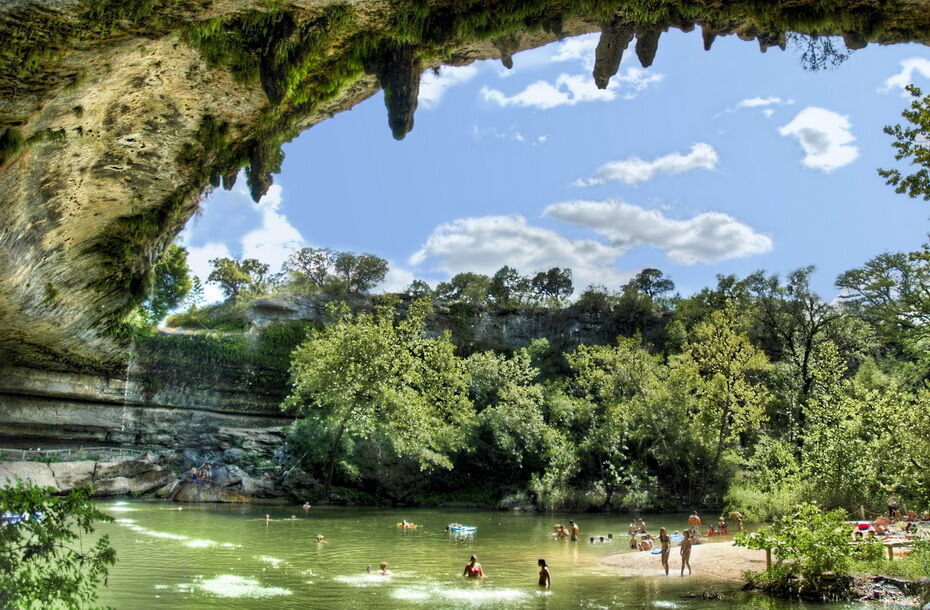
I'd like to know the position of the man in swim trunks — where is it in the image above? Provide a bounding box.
[688,511,701,539]
[569,520,579,542]
[463,555,484,578]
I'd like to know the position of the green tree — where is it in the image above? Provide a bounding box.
[629,268,675,299]
[878,84,930,200]
[283,298,473,497]
[404,279,432,297]
[488,266,531,307]
[0,480,117,608]
[683,303,771,497]
[333,252,389,293]
[433,272,491,305]
[736,502,854,593]
[206,256,269,302]
[530,267,573,305]
[285,247,336,291]
[141,244,193,324]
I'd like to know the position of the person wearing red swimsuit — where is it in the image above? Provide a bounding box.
[463,555,484,578]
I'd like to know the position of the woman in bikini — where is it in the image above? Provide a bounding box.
[659,527,671,575]
[463,555,484,578]
[537,558,550,588]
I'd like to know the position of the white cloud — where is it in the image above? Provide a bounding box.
[410,215,632,290]
[186,242,232,303]
[418,65,479,109]
[762,108,775,119]
[778,107,858,172]
[544,199,773,265]
[481,67,661,110]
[376,265,417,294]
[549,33,600,70]
[180,180,307,304]
[737,96,794,109]
[575,143,718,187]
[240,184,306,272]
[880,57,930,93]
[472,125,549,145]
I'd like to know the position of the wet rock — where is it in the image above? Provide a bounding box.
[593,18,634,89]
[223,447,245,464]
[170,482,252,503]
[493,34,521,70]
[634,27,662,67]
[363,43,421,140]
[126,469,176,494]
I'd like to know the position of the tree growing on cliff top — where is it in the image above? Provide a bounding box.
[0,480,116,608]
[282,298,473,497]
[879,84,930,200]
[206,256,270,302]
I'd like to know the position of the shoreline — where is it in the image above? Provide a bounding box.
[601,540,768,581]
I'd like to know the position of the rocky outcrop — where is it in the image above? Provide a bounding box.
[593,18,634,89]
[0,457,176,496]
[2,1,930,370]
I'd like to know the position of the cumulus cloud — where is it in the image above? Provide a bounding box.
[737,96,794,109]
[376,264,418,294]
[180,179,307,304]
[880,57,930,94]
[481,68,660,109]
[778,107,858,172]
[472,124,548,145]
[543,199,773,265]
[575,143,718,187]
[549,33,600,70]
[418,65,479,109]
[409,215,632,290]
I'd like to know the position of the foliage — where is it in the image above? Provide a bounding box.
[283,298,473,496]
[530,267,574,305]
[141,244,193,324]
[736,503,853,594]
[0,479,117,609]
[207,256,272,302]
[879,85,930,200]
[434,272,491,305]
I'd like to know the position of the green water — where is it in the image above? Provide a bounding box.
[94,501,860,609]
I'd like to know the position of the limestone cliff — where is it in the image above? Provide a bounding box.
[1,0,930,371]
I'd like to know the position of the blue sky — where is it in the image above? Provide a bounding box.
[181,29,930,304]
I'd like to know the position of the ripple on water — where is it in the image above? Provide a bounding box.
[197,575,291,599]
[333,574,391,587]
[185,539,216,548]
[391,586,527,605]
[257,555,284,567]
[653,602,679,609]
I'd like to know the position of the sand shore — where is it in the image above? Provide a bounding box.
[601,541,768,581]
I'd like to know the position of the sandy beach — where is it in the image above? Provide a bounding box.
[602,541,768,581]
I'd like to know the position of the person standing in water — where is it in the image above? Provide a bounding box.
[659,527,671,575]
[537,558,551,588]
[569,520,580,542]
[379,561,392,576]
[680,530,693,576]
[463,555,484,578]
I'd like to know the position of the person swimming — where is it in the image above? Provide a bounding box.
[290,515,298,520]
[463,555,484,578]
[537,558,550,588]
[379,561,392,576]
[316,535,326,543]
[302,502,311,510]
[264,514,271,522]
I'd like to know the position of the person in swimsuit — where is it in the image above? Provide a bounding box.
[537,558,550,588]
[379,561,392,576]
[680,530,693,576]
[463,555,484,578]
[569,520,579,542]
[659,527,671,575]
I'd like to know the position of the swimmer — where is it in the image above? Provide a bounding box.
[290,515,297,520]
[379,561,392,576]
[537,558,551,588]
[569,520,579,542]
[599,536,605,543]
[302,502,311,510]
[463,555,484,578]
[316,535,326,543]
[264,514,271,522]
[607,533,613,541]
[589,536,595,544]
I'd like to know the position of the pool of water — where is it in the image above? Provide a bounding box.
[93,501,859,609]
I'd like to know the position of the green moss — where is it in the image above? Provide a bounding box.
[0,128,25,166]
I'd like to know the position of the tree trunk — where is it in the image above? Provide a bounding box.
[323,423,347,500]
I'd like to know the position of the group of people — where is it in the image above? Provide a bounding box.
[188,464,212,485]
[551,520,580,541]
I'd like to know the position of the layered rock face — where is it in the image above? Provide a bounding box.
[2,0,930,371]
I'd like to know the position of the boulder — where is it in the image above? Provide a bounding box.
[171,482,252,503]
[94,477,130,496]
[126,470,176,495]
[95,459,155,479]
[0,461,57,488]
[48,461,96,491]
